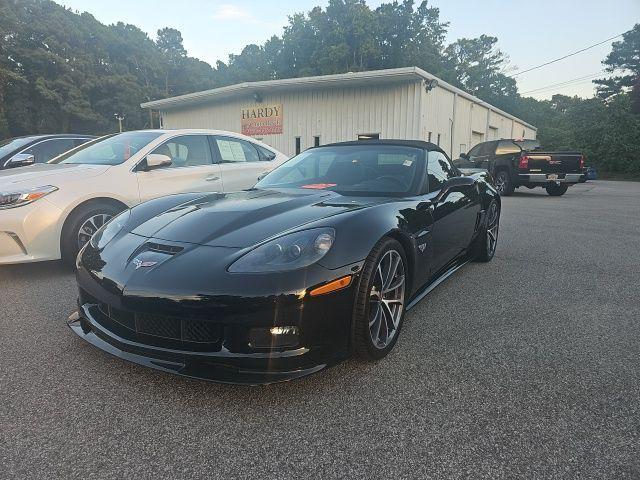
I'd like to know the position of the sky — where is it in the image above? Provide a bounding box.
[59,0,639,99]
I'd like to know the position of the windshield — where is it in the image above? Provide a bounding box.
[256,145,422,196]
[55,131,163,165]
[0,136,40,158]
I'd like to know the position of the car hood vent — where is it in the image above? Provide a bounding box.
[144,242,184,255]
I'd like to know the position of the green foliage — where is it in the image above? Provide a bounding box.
[0,0,638,175]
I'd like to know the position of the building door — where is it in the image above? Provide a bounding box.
[471,131,484,147]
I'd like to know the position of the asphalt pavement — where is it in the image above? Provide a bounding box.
[1,180,639,479]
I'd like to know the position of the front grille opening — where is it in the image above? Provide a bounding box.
[145,242,184,255]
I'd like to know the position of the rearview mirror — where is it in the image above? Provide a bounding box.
[7,153,35,168]
[142,154,172,171]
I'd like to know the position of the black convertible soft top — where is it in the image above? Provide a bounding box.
[320,139,444,153]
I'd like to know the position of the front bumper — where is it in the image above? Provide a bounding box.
[70,256,360,384]
[0,199,63,264]
[518,173,584,184]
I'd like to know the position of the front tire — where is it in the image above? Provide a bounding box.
[60,202,124,266]
[494,170,514,196]
[545,184,568,196]
[353,237,407,361]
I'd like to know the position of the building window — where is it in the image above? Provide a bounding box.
[357,133,379,140]
[314,136,320,147]
[295,137,301,155]
[437,133,441,146]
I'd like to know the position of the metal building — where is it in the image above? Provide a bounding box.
[141,67,536,158]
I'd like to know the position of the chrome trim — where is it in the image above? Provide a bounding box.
[519,173,583,183]
[2,231,28,255]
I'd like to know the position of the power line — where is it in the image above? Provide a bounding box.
[520,70,608,95]
[508,31,628,77]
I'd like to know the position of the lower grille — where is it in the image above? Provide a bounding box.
[81,289,220,345]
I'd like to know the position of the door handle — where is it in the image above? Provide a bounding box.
[205,175,220,182]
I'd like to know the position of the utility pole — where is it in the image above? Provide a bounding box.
[114,113,125,133]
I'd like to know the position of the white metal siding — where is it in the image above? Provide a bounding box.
[160,78,536,158]
[161,82,424,157]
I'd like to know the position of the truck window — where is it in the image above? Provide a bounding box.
[496,140,521,155]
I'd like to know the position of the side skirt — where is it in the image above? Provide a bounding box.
[406,257,470,311]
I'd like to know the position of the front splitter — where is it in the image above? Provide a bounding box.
[68,312,326,386]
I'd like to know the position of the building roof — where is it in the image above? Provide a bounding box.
[141,67,536,131]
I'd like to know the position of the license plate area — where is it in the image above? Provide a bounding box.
[547,174,558,181]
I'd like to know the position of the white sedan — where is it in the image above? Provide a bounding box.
[0,129,287,265]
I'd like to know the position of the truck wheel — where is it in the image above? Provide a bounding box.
[61,201,124,267]
[494,171,514,196]
[545,184,568,196]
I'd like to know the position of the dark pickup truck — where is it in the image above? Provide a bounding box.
[454,139,585,196]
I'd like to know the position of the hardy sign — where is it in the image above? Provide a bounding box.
[241,104,283,136]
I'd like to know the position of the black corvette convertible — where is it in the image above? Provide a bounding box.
[69,140,500,384]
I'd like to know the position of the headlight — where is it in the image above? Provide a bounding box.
[228,227,335,273]
[89,209,130,250]
[0,185,58,209]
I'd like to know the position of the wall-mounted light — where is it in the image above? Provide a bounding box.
[253,92,263,103]
[424,79,439,92]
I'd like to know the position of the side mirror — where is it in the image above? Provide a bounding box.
[141,154,172,171]
[7,153,35,168]
[459,152,470,160]
[433,176,475,203]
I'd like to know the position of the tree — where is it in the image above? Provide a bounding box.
[595,24,640,109]
[443,35,518,111]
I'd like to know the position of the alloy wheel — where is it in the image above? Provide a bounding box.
[486,202,499,256]
[77,214,113,248]
[495,173,506,194]
[368,249,405,349]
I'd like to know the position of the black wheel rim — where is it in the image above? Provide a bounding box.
[368,250,405,349]
[77,214,113,249]
[486,202,499,256]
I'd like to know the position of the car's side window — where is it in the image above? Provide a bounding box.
[24,139,76,163]
[255,144,276,161]
[479,141,498,157]
[151,135,212,169]
[495,140,520,155]
[212,136,261,163]
[467,143,483,158]
[427,151,457,193]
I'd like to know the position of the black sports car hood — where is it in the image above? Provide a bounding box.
[130,189,386,248]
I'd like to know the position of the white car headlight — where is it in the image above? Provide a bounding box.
[229,227,335,273]
[89,209,131,250]
[0,185,58,209]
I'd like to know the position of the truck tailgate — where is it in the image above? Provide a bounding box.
[525,152,583,174]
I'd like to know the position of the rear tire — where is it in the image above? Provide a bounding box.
[545,184,568,196]
[494,170,514,196]
[474,200,500,262]
[60,201,124,267]
[353,237,407,361]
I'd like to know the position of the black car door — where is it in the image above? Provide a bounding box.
[427,151,481,274]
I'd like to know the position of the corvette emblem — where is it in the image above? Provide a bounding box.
[132,259,157,270]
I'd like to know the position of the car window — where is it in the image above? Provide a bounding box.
[24,139,77,163]
[478,142,497,157]
[256,144,276,161]
[151,135,212,169]
[58,132,161,165]
[0,136,39,158]
[213,136,260,163]
[496,140,521,155]
[256,145,421,196]
[467,143,483,157]
[427,151,457,193]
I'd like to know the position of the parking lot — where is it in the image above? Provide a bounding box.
[1,180,639,479]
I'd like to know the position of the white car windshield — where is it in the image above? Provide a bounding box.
[55,131,163,166]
